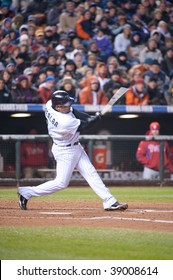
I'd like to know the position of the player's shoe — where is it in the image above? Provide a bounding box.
[105,201,128,211]
[18,193,28,210]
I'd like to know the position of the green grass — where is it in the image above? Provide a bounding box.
[0,227,173,260]
[0,186,173,202]
[0,187,173,260]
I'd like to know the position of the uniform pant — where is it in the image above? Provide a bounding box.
[19,143,116,209]
[143,167,159,179]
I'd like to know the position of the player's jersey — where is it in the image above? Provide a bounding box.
[136,140,173,172]
[45,100,81,146]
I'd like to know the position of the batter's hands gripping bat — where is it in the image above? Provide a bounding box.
[100,87,128,116]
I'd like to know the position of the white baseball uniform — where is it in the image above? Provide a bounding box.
[18,100,117,209]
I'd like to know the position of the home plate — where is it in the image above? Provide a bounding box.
[40,212,72,215]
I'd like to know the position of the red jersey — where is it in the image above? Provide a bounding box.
[136,140,173,173]
[21,141,48,166]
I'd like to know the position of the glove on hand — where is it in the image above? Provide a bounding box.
[86,112,102,125]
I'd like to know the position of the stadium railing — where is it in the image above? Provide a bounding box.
[0,134,173,187]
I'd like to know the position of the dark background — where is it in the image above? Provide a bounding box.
[0,111,173,135]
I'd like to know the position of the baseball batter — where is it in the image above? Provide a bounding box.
[136,122,173,179]
[18,90,128,211]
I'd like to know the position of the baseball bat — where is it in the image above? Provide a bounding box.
[100,87,128,116]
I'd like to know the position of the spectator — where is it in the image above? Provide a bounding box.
[157,20,171,39]
[1,68,15,91]
[88,2,103,24]
[31,28,48,55]
[125,77,149,105]
[44,26,56,50]
[160,37,173,56]
[1,17,13,36]
[79,67,95,88]
[144,59,170,105]
[128,57,153,78]
[87,41,100,61]
[11,13,23,30]
[95,61,109,89]
[63,59,83,82]
[75,9,95,47]
[106,82,125,104]
[161,47,173,78]
[103,69,124,94]
[44,54,58,73]
[113,24,131,55]
[128,31,145,65]
[97,17,113,39]
[106,56,119,76]
[30,61,41,85]
[78,76,108,105]
[73,51,85,72]
[23,67,34,87]
[0,77,11,103]
[58,1,79,34]
[46,0,64,26]
[129,69,143,86]
[36,53,48,69]
[169,12,173,36]
[136,122,173,180]
[58,77,78,101]
[135,2,151,24]
[139,37,163,63]
[37,75,55,104]
[92,28,113,62]
[147,77,167,105]
[0,4,15,21]
[149,8,163,26]
[34,70,46,89]
[0,40,9,66]
[59,33,70,51]
[15,52,29,75]
[21,128,49,179]
[23,0,48,24]
[117,51,132,72]
[11,74,40,103]
[55,45,67,72]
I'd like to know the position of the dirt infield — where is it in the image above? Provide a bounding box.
[0,200,173,232]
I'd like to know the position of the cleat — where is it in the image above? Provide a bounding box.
[105,201,128,211]
[18,193,28,210]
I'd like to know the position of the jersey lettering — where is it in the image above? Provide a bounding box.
[45,110,58,127]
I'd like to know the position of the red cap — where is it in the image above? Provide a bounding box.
[135,78,145,85]
[149,122,160,131]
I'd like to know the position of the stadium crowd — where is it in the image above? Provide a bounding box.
[0,0,173,106]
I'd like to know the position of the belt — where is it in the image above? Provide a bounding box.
[54,141,79,147]
[66,141,79,147]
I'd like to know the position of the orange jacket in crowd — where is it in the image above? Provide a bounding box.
[75,16,91,40]
[125,83,149,105]
[78,76,108,105]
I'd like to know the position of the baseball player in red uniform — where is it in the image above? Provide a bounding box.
[18,90,128,211]
[136,122,173,179]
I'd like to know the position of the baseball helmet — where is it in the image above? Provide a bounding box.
[51,90,74,108]
[149,122,160,131]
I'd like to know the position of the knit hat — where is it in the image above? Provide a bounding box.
[45,76,55,82]
[18,75,28,82]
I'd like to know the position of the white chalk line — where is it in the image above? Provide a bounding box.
[40,212,72,215]
[38,208,173,225]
